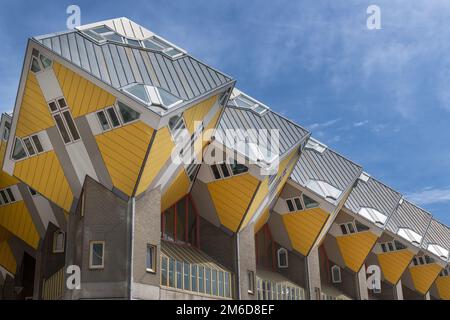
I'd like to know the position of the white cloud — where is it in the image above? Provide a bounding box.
[353,120,369,127]
[406,187,450,206]
[308,118,341,130]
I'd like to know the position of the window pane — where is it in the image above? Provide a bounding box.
[143,39,165,50]
[169,258,175,287]
[91,243,104,266]
[205,268,211,295]
[97,111,110,131]
[191,265,198,292]
[230,161,248,175]
[31,57,41,73]
[62,111,80,141]
[183,262,190,290]
[103,32,123,43]
[286,199,295,212]
[381,243,387,252]
[107,108,121,127]
[176,200,186,242]
[118,101,140,123]
[48,101,58,112]
[54,114,71,143]
[91,26,112,34]
[84,29,104,41]
[161,256,168,286]
[347,223,355,234]
[127,38,141,47]
[32,135,44,153]
[0,191,9,203]
[303,194,319,209]
[124,84,149,104]
[6,189,15,202]
[218,271,224,297]
[294,198,303,211]
[198,266,204,293]
[340,224,348,235]
[23,138,35,156]
[146,245,155,271]
[164,48,182,58]
[211,165,221,179]
[224,273,230,298]
[40,54,52,68]
[388,242,394,252]
[212,270,217,296]
[12,138,27,160]
[163,207,175,241]
[57,98,68,109]
[176,261,182,289]
[220,163,230,178]
[157,88,181,107]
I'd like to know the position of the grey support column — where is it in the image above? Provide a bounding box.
[32,243,43,300]
[424,291,431,300]
[235,223,256,300]
[306,246,321,300]
[357,264,368,300]
[394,280,404,300]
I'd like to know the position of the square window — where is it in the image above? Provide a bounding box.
[89,241,105,269]
[48,101,58,112]
[57,98,68,109]
[52,231,65,253]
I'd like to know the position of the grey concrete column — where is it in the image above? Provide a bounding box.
[235,223,256,300]
[357,264,368,300]
[32,242,43,300]
[394,280,404,300]
[131,188,161,300]
[424,291,431,300]
[306,246,321,300]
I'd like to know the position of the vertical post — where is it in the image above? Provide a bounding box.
[185,197,189,243]
[174,204,177,242]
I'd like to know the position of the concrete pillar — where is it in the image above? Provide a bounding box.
[235,223,256,300]
[32,242,43,300]
[424,291,431,300]
[357,264,368,300]
[394,280,404,300]
[306,246,321,300]
[131,188,161,300]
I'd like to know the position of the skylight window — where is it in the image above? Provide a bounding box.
[305,138,327,153]
[231,94,268,115]
[359,172,370,182]
[397,228,423,246]
[427,244,449,260]
[142,36,183,58]
[306,180,342,202]
[83,25,128,44]
[122,84,182,110]
[358,207,387,226]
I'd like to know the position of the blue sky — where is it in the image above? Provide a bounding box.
[1,1,449,224]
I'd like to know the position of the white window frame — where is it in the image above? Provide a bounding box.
[209,162,249,181]
[142,36,184,59]
[285,196,304,212]
[340,222,357,235]
[83,25,124,44]
[30,49,52,74]
[232,94,268,115]
[168,114,188,142]
[0,187,17,206]
[331,265,342,283]
[52,231,65,253]
[89,240,105,269]
[277,248,289,268]
[48,97,80,145]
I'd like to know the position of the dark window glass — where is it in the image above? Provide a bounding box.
[413,258,418,266]
[54,114,71,143]
[0,191,9,203]
[107,108,121,127]
[146,245,155,272]
[127,38,141,47]
[230,161,248,175]
[303,194,319,209]
[23,138,35,156]
[12,138,27,160]
[224,273,230,298]
[191,265,198,292]
[28,187,37,196]
[340,224,348,235]
[418,257,425,265]
[347,223,355,234]
[176,261,182,289]
[211,165,221,179]
[388,242,394,252]
[32,135,44,153]
[294,197,303,211]
[183,262,190,291]
[394,241,406,250]
[62,111,80,141]
[97,111,110,131]
[168,258,175,287]
[286,199,295,212]
[212,270,218,295]
[57,98,67,109]
[198,266,205,293]
[161,256,168,286]
[31,57,41,73]
[48,101,58,112]
[6,189,15,202]
[118,101,140,123]
[355,220,370,232]
[218,271,224,297]
[247,270,254,294]
[205,268,211,295]
[220,163,230,178]
[381,243,387,252]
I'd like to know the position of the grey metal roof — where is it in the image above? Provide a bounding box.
[215,105,310,157]
[386,199,432,237]
[345,176,402,219]
[422,219,450,252]
[290,146,362,199]
[35,30,232,113]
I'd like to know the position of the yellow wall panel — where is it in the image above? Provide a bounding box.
[0,143,18,189]
[207,173,259,232]
[377,249,414,285]
[0,241,16,274]
[0,226,11,243]
[0,201,39,249]
[183,95,218,134]
[14,151,73,211]
[254,208,270,234]
[15,72,54,138]
[336,231,378,272]
[282,208,329,256]
[435,276,450,300]
[136,127,174,196]
[53,62,116,118]
[240,178,269,230]
[161,170,191,212]
[96,121,154,197]
[409,263,442,295]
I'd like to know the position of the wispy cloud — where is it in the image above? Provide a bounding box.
[308,118,341,130]
[406,187,450,206]
[353,120,369,127]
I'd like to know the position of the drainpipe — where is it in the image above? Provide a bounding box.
[127,197,136,300]
[236,232,241,300]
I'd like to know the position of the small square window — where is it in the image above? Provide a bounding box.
[146,244,157,273]
[53,231,65,253]
[57,98,68,109]
[89,241,105,269]
[48,101,58,112]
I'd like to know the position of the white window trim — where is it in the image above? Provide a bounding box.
[277,248,289,268]
[285,196,304,212]
[0,187,17,206]
[209,162,249,181]
[52,231,65,253]
[331,265,342,283]
[89,240,105,269]
[47,97,81,145]
[340,221,357,235]
[30,49,53,74]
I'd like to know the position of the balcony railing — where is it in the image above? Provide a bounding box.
[41,268,64,300]
[256,276,306,300]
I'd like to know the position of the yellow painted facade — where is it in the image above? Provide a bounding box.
[254,208,270,234]
[0,241,16,274]
[53,62,116,118]
[208,173,259,232]
[377,249,414,285]
[15,73,54,138]
[409,263,442,295]
[183,95,218,134]
[96,121,154,196]
[336,231,378,272]
[14,151,73,211]
[161,169,191,212]
[0,143,18,189]
[0,201,39,249]
[435,276,450,300]
[135,127,173,196]
[240,178,269,230]
[282,208,329,256]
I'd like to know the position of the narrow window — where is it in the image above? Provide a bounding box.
[6,189,15,202]
[146,244,156,273]
[52,231,65,253]
[205,268,211,295]
[277,248,288,268]
[331,265,342,283]
[183,262,190,290]
[89,241,105,269]
[176,261,182,289]
[418,256,425,265]
[168,258,175,287]
[53,114,71,144]
[212,270,218,295]
[387,242,394,252]
[31,135,44,153]
[40,54,52,69]
[198,266,205,293]
[23,137,36,156]
[106,107,121,127]
[211,164,221,180]
[294,197,303,211]
[161,256,168,286]
[62,111,80,141]
[0,191,8,204]
[57,98,68,109]
[218,270,224,296]
[220,163,230,178]
[191,265,198,292]
[413,257,418,266]
[97,111,110,131]
[380,243,387,253]
[31,57,41,73]
[340,224,348,235]
[286,199,295,212]
[347,223,355,234]
[224,272,230,298]
[247,270,255,294]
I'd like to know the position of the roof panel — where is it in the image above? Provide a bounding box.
[386,199,432,238]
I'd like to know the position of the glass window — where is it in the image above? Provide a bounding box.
[205,268,211,295]
[340,224,348,235]
[183,262,190,291]
[418,257,425,265]
[157,88,181,107]
[23,137,36,156]
[212,270,218,296]
[277,248,288,268]
[224,272,230,298]
[169,258,175,287]
[89,241,105,269]
[57,98,68,109]
[84,29,104,41]
[211,165,221,179]
[91,26,112,34]
[107,107,121,127]
[31,57,41,73]
[302,194,319,209]
[28,187,37,196]
[103,32,123,43]
[191,265,198,292]
[332,265,342,283]
[355,220,370,232]
[0,191,8,204]
[381,243,387,252]
[124,84,149,104]
[294,197,303,211]
[347,223,355,234]
[176,261,183,289]
[118,101,140,123]
[31,135,44,153]
[53,114,71,144]
[198,266,205,293]
[286,199,295,212]
[394,240,406,250]
[5,189,14,202]
[164,48,182,58]
[218,271,224,297]
[12,138,27,160]
[388,242,394,252]
[48,101,58,112]
[230,161,248,175]
[143,39,165,50]
[52,231,65,253]
[97,111,110,131]
[40,54,52,69]
[62,111,80,141]
[220,163,230,178]
[126,38,141,47]
[161,256,168,286]
[146,245,156,273]
[247,270,254,294]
